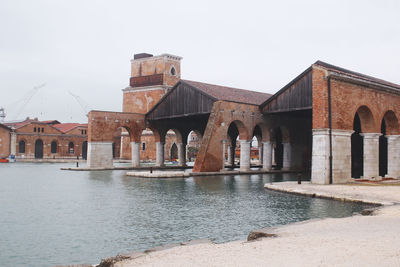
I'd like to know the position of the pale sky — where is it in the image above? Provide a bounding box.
[1,0,399,123]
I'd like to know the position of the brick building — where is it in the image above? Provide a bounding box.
[0,118,88,159]
[87,53,400,185]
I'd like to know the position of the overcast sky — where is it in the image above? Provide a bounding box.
[1,0,399,123]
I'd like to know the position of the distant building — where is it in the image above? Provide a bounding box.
[0,117,88,159]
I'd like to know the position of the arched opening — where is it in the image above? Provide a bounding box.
[34,139,43,159]
[68,142,75,155]
[82,141,88,160]
[18,140,25,153]
[170,143,178,162]
[227,122,239,168]
[113,127,132,159]
[251,125,262,167]
[227,120,249,170]
[187,130,202,162]
[273,128,283,170]
[51,141,57,154]
[351,113,363,178]
[164,129,180,162]
[140,128,156,162]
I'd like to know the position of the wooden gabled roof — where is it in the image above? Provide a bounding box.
[146,79,272,120]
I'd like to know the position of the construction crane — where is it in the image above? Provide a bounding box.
[68,92,92,117]
[0,107,5,122]
[2,83,46,120]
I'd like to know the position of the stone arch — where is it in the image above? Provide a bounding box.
[186,130,202,162]
[382,110,399,135]
[114,126,131,159]
[227,120,249,141]
[355,105,376,133]
[251,125,263,164]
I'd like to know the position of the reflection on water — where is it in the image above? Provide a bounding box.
[0,163,372,267]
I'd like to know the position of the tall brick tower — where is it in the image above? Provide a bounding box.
[122,53,182,113]
[119,53,182,159]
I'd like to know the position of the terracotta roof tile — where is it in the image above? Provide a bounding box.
[181,80,272,105]
[53,123,87,133]
[4,119,61,129]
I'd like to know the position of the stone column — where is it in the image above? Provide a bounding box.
[386,135,400,178]
[311,129,330,184]
[87,142,113,168]
[361,133,381,179]
[227,145,233,166]
[262,142,272,171]
[131,142,140,167]
[331,130,353,183]
[239,140,251,171]
[258,145,263,166]
[178,143,186,167]
[10,131,17,156]
[282,143,291,171]
[156,142,165,167]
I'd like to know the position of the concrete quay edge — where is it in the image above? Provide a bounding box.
[264,182,395,206]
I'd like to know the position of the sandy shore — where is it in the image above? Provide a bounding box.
[112,182,400,267]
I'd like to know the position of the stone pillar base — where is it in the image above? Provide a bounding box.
[361,133,381,179]
[311,129,330,184]
[87,142,113,168]
[178,143,186,167]
[131,142,140,167]
[156,142,165,167]
[387,135,400,178]
[239,140,251,171]
[262,142,272,171]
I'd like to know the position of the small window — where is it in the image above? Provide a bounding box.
[170,66,176,76]
[51,141,57,153]
[81,130,83,135]
[42,128,44,132]
[142,142,146,151]
[85,130,87,134]
[34,127,36,132]
[38,128,41,133]
[19,140,25,153]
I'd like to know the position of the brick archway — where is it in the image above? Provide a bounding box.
[382,110,399,135]
[355,105,376,133]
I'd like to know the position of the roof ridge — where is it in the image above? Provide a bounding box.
[314,60,400,90]
[181,79,272,95]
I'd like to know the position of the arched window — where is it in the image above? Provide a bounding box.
[68,142,74,154]
[51,141,57,153]
[19,140,25,153]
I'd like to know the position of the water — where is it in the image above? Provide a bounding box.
[0,163,373,267]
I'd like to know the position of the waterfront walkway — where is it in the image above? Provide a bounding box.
[113,182,400,267]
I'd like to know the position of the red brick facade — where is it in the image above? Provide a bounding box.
[1,118,88,159]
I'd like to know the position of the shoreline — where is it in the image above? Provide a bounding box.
[90,181,400,267]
